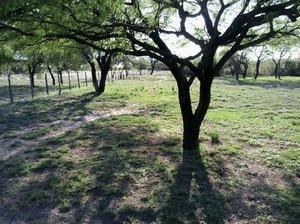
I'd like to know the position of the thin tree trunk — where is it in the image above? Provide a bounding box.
[243,64,248,79]
[57,66,63,84]
[88,61,98,91]
[97,66,109,94]
[67,70,71,90]
[28,64,35,88]
[254,60,261,79]
[57,72,61,95]
[85,71,88,86]
[274,65,278,79]
[29,72,35,88]
[47,66,55,85]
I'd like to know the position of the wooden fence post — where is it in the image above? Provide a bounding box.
[45,72,49,95]
[85,71,88,86]
[77,71,80,88]
[57,73,61,95]
[7,73,13,103]
[30,75,34,98]
[68,70,71,90]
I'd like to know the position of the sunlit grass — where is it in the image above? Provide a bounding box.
[0,74,299,223]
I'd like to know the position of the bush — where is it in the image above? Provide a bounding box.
[209,132,220,144]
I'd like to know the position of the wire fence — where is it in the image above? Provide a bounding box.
[0,69,147,104]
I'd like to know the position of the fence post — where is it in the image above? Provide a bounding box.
[85,71,88,86]
[45,72,49,95]
[68,70,71,90]
[7,73,13,103]
[30,75,34,98]
[57,73,61,95]
[77,71,80,88]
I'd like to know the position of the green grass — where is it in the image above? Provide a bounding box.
[0,74,299,223]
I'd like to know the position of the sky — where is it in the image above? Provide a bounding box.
[160,8,300,61]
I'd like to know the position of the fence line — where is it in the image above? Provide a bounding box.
[0,69,148,104]
[45,73,49,95]
[7,73,13,103]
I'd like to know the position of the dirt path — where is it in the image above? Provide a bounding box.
[0,106,143,161]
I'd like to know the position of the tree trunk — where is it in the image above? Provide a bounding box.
[242,64,248,79]
[95,53,113,95]
[254,60,261,79]
[177,77,212,151]
[28,64,35,87]
[97,66,109,94]
[29,72,35,87]
[57,66,63,84]
[88,61,98,91]
[47,66,55,85]
[274,65,278,79]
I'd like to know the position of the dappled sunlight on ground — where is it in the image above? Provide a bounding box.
[0,76,299,223]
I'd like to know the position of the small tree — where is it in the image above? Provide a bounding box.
[253,46,269,79]
[226,50,250,80]
[272,49,289,80]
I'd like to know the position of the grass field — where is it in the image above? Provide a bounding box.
[0,74,299,223]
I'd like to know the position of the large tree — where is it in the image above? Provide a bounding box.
[1,0,299,150]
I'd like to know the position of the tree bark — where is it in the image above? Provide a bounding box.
[56,66,63,84]
[254,60,261,79]
[176,74,212,151]
[28,64,35,87]
[274,62,279,79]
[47,65,55,85]
[98,66,109,94]
[29,72,35,87]
[236,72,239,80]
[242,63,248,79]
[88,61,98,91]
[96,53,113,95]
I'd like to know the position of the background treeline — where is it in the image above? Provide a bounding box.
[223,58,300,78]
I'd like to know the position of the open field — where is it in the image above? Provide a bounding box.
[0,74,299,223]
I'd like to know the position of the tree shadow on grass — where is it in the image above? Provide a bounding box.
[1,105,298,223]
[0,115,161,223]
[0,91,99,135]
[159,149,226,224]
[0,84,85,103]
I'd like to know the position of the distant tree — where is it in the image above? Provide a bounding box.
[150,58,158,75]
[240,50,251,79]
[81,46,114,94]
[81,47,99,91]
[226,50,250,80]
[253,47,270,79]
[132,58,149,76]
[42,41,84,86]
[286,59,300,76]
[272,49,289,80]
